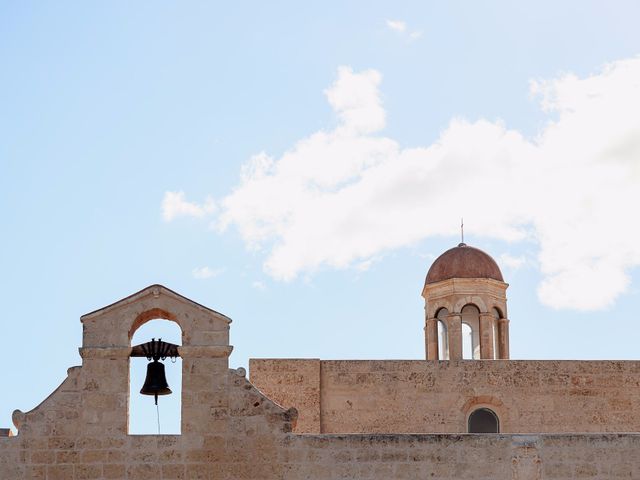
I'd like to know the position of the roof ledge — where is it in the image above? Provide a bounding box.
[80,284,231,323]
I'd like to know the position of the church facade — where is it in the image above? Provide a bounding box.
[1,244,640,479]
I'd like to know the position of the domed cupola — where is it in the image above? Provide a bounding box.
[425,243,504,284]
[422,243,510,361]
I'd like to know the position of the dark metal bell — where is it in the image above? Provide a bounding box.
[140,360,172,404]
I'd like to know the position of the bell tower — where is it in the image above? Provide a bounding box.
[79,284,233,435]
[422,243,510,360]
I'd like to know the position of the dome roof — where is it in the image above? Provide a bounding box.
[425,243,504,284]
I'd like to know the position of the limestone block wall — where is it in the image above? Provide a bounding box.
[3,354,640,478]
[251,359,640,434]
[278,433,640,479]
[0,366,297,479]
[0,285,299,479]
[4,284,640,479]
[5,380,640,480]
[249,359,321,434]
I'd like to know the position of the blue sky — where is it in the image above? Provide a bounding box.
[2,1,640,434]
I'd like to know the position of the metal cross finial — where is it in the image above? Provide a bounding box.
[461,218,464,244]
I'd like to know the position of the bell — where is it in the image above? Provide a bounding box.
[140,360,172,404]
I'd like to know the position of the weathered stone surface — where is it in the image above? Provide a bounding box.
[0,286,292,479]
[252,358,640,435]
[250,358,321,434]
[3,284,640,479]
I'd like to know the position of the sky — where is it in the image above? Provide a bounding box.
[2,1,640,434]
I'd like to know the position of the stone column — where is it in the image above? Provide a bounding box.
[78,346,131,436]
[447,314,463,360]
[178,345,233,435]
[425,317,439,360]
[497,318,510,359]
[479,313,495,360]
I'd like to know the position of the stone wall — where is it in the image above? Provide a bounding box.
[0,285,298,479]
[249,359,321,434]
[0,366,297,479]
[280,433,640,479]
[251,358,640,434]
[4,286,640,479]
[5,424,640,479]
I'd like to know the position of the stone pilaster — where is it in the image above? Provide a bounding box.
[479,313,495,360]
[498,318,510,359]
[79,347,130,436]
[447,314,463,360]
[179,346,233,435]
[425,317,439,360]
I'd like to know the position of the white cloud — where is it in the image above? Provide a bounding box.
[386,19,422,40]
[162,191,216,222]
[386,20,406,33]
[355,256,381,272]
[499,254,527,270]
[192,266,224,279]
[190,58,640,311]
[324,66,385,135]
[252,280,266,290]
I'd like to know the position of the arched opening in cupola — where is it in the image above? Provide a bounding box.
[436,307,450,360]
[491,307,502,359]
[461,304,481,359]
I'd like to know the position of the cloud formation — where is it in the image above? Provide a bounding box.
[162,191,215,221]
[181,59,640,310]
[192,266,224,279]
[386,20,406,33]
[499,253,527,270]
[385,19,422,39]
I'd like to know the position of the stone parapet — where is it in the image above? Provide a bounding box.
[252,358,640,434]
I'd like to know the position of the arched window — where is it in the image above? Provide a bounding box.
[129,319,182,434]
[461,323,473,359]
[436,308,449,360]
[492,307,501,359]
[468,408,499,433]
[461,304,480,359]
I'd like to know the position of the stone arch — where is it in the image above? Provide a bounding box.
[468,407,499,433]
[428,300,454,319]
[460,303,481,359]
[129,318,183,434]
[461,395,508,432]
[78,286,233,438]
[434,306,449,318]
[461,301,482,311]
[81,285,231,349]
[129,308,180,342]
[453,295,488,314]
